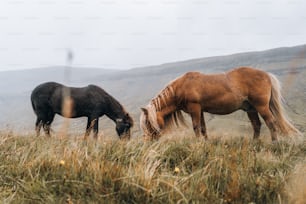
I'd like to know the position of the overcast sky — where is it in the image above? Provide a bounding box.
[0,0,305,71]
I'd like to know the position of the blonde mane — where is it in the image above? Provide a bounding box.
[141,83,186,138]
[151,85,174,111]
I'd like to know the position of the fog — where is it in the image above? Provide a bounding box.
[0,0,305,71]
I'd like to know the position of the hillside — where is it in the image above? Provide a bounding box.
[0,44,305,138]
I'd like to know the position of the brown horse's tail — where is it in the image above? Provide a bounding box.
[269,74,300,135]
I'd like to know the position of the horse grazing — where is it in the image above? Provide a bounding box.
[140,67,300,141]
[31,82,133,139]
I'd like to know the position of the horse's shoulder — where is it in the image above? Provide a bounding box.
[185,71,202,75]
[232,67,264,74]
[182,71,203,79]
[87,84,101,90]
[87,84,107,94]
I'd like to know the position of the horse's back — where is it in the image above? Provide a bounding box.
[31,82,107,104]
[227,67,269,79]
[87,84,106,95]
[173,71,230,97]
[173,67,270,92]
[68,85,106,105]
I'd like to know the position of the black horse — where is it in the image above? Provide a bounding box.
[31,82,133,139]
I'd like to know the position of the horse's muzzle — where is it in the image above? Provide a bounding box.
[119,129,131,140]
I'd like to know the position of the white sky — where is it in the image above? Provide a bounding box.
[0,0,305,71]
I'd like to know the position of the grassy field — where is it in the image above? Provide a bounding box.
[0,132,305,204]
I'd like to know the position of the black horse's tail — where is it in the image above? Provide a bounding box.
[30,89,42,116]
[30,92,37,115]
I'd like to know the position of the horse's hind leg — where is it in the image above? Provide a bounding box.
[42,113,55,137]
[35,118,42,137]
[200,112,208,139]
[256,105,277,141]
[43,123,51,137]
[247,111,261,139]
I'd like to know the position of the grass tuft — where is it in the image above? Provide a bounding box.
[0,134,305,203]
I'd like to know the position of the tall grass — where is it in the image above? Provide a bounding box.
[0,132,305,203]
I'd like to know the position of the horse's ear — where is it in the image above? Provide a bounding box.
[141,107,148,116]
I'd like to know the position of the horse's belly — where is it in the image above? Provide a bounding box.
[201,98,243,115]
[203,106,238,115]
[205,109,237,115]
[55,110,89,118]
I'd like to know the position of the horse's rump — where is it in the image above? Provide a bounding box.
[31,82,61,113]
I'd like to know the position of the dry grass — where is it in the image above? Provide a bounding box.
[0,132,305,203]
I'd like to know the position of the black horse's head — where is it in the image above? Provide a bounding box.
[115,113,134,139]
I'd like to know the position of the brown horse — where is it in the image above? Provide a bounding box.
[140,67,300,141]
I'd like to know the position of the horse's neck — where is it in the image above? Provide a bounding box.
[159,104,177,117]
[153,96,176,117]
[105,98,125,121]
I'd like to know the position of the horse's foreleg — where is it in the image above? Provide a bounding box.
[256,106,277,141]
[93,118,99,139]
[187,103,202,137]
[84,118,93,139]
[200,112,208,139]
[247,111,261,139]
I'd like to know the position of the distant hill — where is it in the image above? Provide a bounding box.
[0,44,305,138]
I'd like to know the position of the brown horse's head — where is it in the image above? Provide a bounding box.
[140,105,161,140]
[140,84,186,140]
[116,113,134,139]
